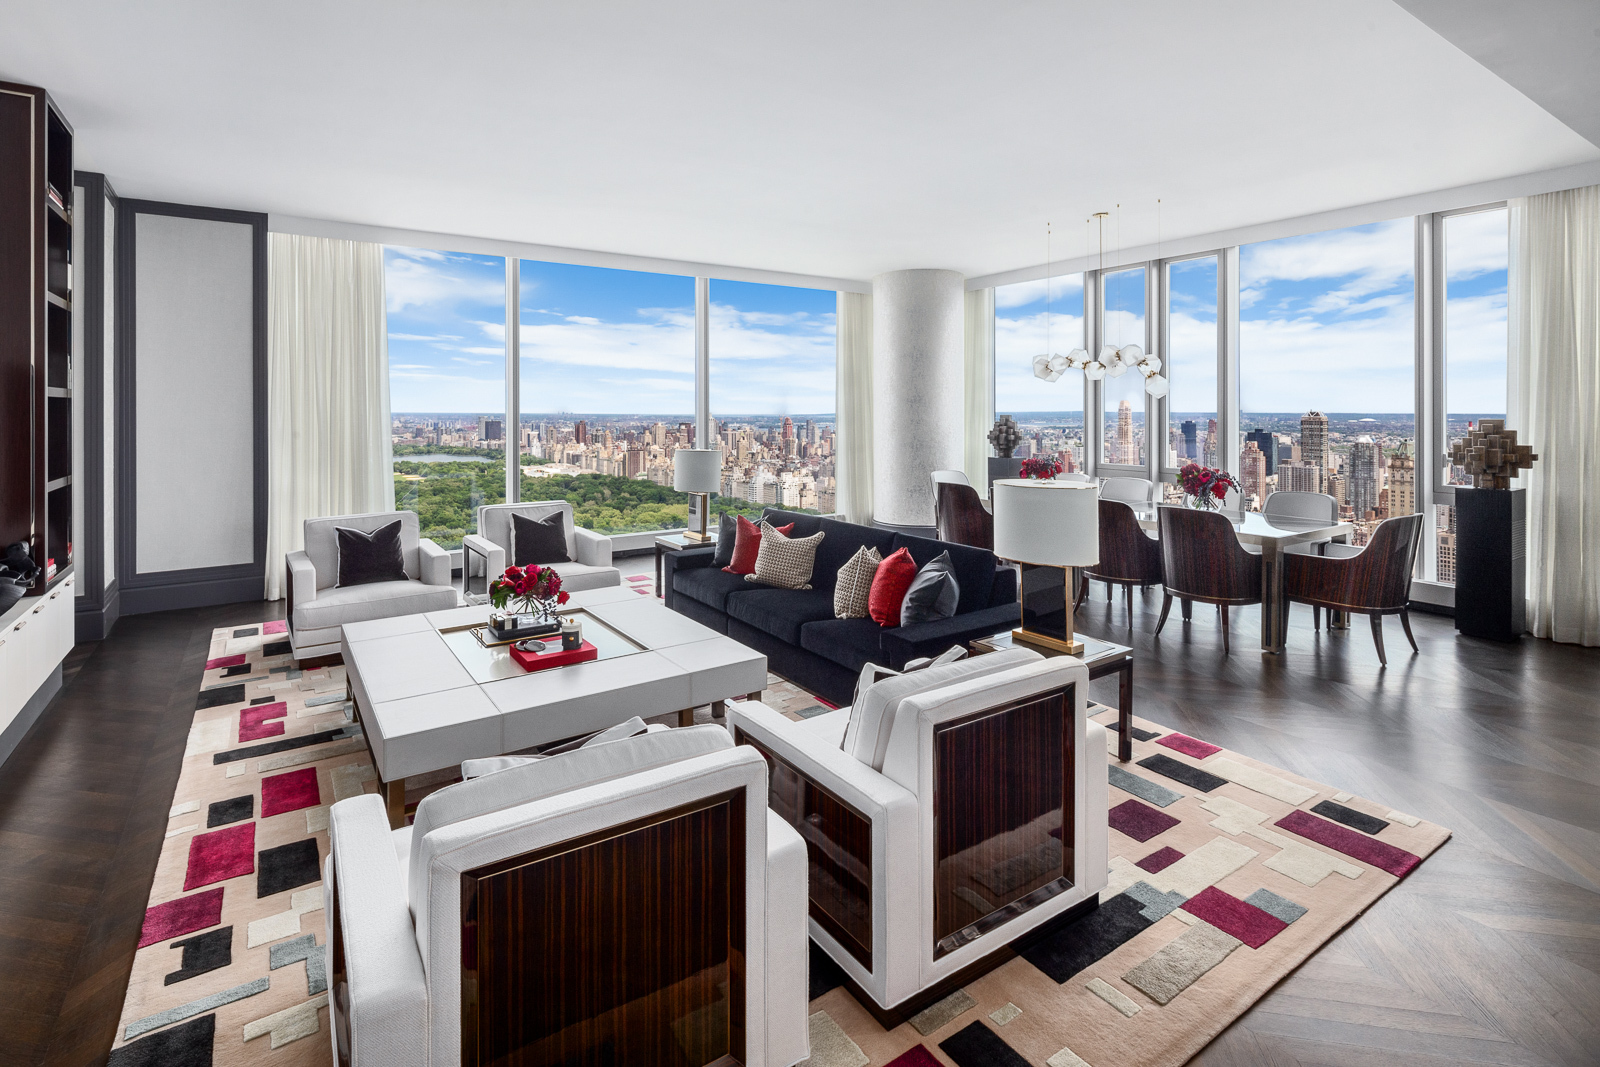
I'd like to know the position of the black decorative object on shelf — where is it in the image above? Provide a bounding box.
[1454,488,1525,643]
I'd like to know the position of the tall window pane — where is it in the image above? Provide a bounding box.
[994,274,1085,471]
[1102,267,1146,467]
[709,280,837,516]
[1239,219,1415,539]
[384,246,507,550]
[1165,256,1219,498]
[517,261,696,534]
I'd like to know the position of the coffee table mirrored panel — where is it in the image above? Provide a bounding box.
[438,608,646,684]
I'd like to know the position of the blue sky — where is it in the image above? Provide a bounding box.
[384,247,834,415]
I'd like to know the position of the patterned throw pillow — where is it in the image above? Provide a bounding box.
[745,521,825,590]
[833,545,882,619]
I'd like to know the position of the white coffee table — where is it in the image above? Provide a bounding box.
[341,585,767,827]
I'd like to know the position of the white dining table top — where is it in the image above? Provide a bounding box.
[1128,504,1354,547]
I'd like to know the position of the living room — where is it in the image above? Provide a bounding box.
[1,4,1597,1067]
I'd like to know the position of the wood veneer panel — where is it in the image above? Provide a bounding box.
[0,86,35,551]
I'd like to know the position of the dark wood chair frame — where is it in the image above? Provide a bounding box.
[1284,512,1425,666]
[934,479,994,551]
[1075,499,1163,616]
[1153,505,1264,654]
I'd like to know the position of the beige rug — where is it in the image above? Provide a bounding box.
[108,623,1450,1067]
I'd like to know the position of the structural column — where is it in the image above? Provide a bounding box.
[871,269,964,532]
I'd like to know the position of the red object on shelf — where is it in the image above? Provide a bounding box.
[509,638,598,673]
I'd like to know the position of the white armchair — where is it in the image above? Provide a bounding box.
[462,501,621,599]
[728,649,1109,1019]
[286,511,456,661]
[325,724,811,1067]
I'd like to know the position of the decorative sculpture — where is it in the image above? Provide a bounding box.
[1449,419,1537,489]
[988,415,1022,458]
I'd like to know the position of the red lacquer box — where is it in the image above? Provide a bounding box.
[509,638,598,673]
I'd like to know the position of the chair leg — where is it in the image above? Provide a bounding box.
[1220,604,1230,654]
[1125,583,1133,615]
[1181,598,1193,622]
[1075,572,1089,611]
[1399,609,1419,654]
[1370,614,1387,666]
[1313,605,1321,631]
[1155,593,1173,634]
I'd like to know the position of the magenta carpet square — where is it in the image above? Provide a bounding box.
[261,767,320,817]
[1276,810,1422,877]
[204,653,246,671]
[1108,799,1182,843]
[885,1046,942,1067]
[238,701,288,743]
[1136,845,1185,873]
[1180,886,1289,948]
[1155,732,1222,759]
[263,620,287,634]
[137,887,224,948]
[183,823,255,891]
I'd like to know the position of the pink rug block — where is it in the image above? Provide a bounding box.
[183,823,255,891]
[204,654,246,671]
[238,702,288,742]
[138,887,225,948]
[1180,886,1289,949]
[1155,732,1222,759]
[260,767,321,817]
[1276,809,1423,878]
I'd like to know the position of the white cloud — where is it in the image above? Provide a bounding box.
[1240,299,1415,411]
[565,315,602,326]
[1444,208,1509,282]
[388,332,463,342]
[451,356,497,366]
[385,255,503,314]
[1242,219,1413,315]
[994,274,1084,309]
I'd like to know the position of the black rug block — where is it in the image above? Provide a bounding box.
[195,684,246,710]
[222,664,252,678]
[1310,799,1390,835]
[214,727,349,765]
[165,927,233,985]
[1020,892,1154,982]
[1137,753,1227,792]
[808,939,847,1001]
[206,795,254,828]
[232,627,259,638]
[249,696,275,705]
[258,839,322,898]
[938,1021,1031,1067]
[1129,725,1160,741]
[107,1012,215,1067]
[263,640,292,656]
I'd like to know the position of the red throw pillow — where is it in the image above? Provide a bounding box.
[868,547,919,627]
[723,517,794,575]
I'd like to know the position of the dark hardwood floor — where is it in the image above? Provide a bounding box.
[0,590,1595,1066]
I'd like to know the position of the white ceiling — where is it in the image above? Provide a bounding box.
[2,0,1595,283]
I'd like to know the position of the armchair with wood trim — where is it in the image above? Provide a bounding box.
[324,724,811,1067]
[726,647,1110,1022]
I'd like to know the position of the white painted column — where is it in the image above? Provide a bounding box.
[871,269,965,531]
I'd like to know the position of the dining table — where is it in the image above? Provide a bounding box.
[1127,504,1355,654]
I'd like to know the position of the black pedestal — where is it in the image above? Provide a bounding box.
[1454,488,1526,642]
[987,457,1024,497]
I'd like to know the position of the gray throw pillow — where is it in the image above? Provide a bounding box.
[899,550,960,625]
[712,514,738,568]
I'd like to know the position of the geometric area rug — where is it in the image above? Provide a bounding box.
[109,622,1451,1067]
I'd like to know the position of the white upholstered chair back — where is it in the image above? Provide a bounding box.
[1263,490,1339,524]
[1054,472,1094,484]
[302,511,420,590]
[931,469,970,488]
[478,500,579,561]
[1100,476,1154,504]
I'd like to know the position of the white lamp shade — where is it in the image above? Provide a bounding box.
[1032,354,1052,379]
[1105,360,1129,377]
[1085,362,1107,381]
[673,449,722,493]
[1144,373,1170,398]
[1068,347,1088,365]
[1119,343,1144,362]
[992,479,1099,568]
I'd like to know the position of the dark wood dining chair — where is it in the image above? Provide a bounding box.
[1285,513,1424,666]
[1076,498,1162,615]
[934,478,994,550]
[1154,506,1262,654]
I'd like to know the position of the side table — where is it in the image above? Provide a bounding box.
[654,532,702,598]
[970,631,1136,762]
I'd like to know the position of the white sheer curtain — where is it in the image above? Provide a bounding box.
[835,291,874,525]
[963,288,995,487]
[1510,184,1599,645]
[264,233,393,600]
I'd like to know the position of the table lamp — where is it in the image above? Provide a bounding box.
[673,449,722,542]
[992,479,1099,654]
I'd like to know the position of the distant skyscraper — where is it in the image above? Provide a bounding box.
[1116,400,1134,465]
[1280,460,1324,495]
[1240,441,1267,508]
[477,416,503,442]
[781,416,794,441]
[624,448,646,478]
[1436,504,1456,582]
[1350,436,1382,519]
[1203,418,1219,467]
[1245,428,1278,475]
[1181,420,1197,461]
[1300,411,1329,471]
[574,420,588,445]
[1387,450,1415,516]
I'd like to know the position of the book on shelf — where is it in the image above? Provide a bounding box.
[47,186,65,212]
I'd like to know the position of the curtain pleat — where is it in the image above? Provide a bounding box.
[264,234,393,601]
[836,291,874,525]
[963,288,995,486]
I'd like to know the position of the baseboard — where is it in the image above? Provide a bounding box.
[1407,599,1454,618]
[120,573,264,615]
[74,582,122,642]
[0,663,62,769]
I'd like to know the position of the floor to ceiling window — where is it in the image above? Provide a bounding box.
[516,260,696,534]
[1101,266,1147,467]
[1163,255,1219,499]
[709,280,837,516]
[384,246,506,549]
[1238,219,1415,538]
[994,274,1086,471]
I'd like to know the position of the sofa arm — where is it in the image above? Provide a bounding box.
[765,811,811,1067]
[662,544,717,609]
[286,551,317,627]
[879,603,1021,668]
[461,533,504,587]
[327,795,427,1067]
[417,538,452,587]
[574,526,613,568]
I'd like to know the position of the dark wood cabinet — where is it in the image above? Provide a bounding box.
[0,80,73,595]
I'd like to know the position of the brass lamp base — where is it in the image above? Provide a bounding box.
[681,491,714,541]
[1012,627,1085,656]
[680,531,714,542]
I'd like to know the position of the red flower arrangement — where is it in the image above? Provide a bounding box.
[488,564,571,617]
[1019,457,1063,480]
[1178,462,1238,511]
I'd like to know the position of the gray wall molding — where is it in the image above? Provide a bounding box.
[115,198,267,614]
[72,171,119,641]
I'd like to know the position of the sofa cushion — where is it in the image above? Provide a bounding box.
[869,547,919,627]
[799,617,887,673]
[549,561,621,593]
[746,522,824,590]
[891,532,995,615]
[513,510,571,565]
[293,579,457,632]
[727,587,837,645]
[811,518,897,592]
[673,566,752,613]
[336,519,408,587]
[712,513,738,568]
[833,545,882,619]
[900,550,960,625]
[725,516,793,575]
[761,508,825,540]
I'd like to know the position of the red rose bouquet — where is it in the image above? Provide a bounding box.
[1177,462,1238,511]
[1019,456,1063,480]
[488,564,571,618]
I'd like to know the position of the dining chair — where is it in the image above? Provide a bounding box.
[934,478,994,550]
[1154,505,1263,653]
[931,469,971,489]
[1243,491,1341,557]
[1284,512,1424,666]
[1076,498,1162,614]
[1101,476,1155,505]
[1054,472,1095,484]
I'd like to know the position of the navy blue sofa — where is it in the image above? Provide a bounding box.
[664,508,1019,707]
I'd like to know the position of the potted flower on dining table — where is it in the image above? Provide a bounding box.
[1177,462,1238,511]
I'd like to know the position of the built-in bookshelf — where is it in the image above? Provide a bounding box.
[0,80,74,594]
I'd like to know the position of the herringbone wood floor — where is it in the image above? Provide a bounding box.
[0,583,1595,1066]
